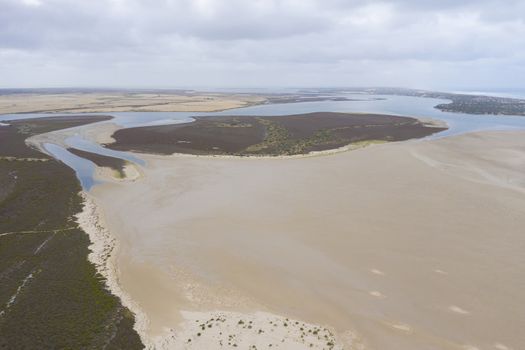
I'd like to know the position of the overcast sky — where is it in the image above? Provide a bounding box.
[1,0,524,90]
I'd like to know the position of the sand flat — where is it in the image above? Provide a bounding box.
[0,92,264,114]
[91,131,525,349]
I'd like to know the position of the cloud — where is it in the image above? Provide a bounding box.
[0,0,524,89]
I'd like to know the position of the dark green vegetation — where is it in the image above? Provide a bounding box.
[108,112,446,156]
[68,148,127,178]
[0,116,143,349]
[434,95,525,116]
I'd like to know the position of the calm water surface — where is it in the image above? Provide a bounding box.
[43,143,100,190]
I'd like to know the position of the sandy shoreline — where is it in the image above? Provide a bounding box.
[83,128,525,350]
[75,193,151,345]
[77,194,355,349]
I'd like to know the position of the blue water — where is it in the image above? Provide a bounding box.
[3,94,525,190]
[64,134,146,166]
[44,143,100,190]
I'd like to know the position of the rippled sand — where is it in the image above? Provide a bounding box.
[91,131,525,349]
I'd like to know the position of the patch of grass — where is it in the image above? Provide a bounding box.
[243,118,291,154]
[213,117,253,128]
[244,119,345,155]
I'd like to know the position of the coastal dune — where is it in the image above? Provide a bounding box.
[90,130,525,350]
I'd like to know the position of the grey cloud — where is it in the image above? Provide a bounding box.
[0,0,524,89]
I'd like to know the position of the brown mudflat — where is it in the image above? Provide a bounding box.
[108,112,446,156]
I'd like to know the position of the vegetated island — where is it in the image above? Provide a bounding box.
[0,116,143,349]
[107,112,446,156]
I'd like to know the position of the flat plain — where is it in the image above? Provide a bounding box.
[0,91,264,114]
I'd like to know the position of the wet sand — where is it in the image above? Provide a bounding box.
[91,130,525,350]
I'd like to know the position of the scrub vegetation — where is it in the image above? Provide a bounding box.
[108,112,446,156]
[0,116,143,349]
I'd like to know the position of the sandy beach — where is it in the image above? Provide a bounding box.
[88,130,525,350]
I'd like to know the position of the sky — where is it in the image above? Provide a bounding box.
[1,0,524,90]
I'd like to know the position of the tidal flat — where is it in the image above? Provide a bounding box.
[91,117,525,349]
